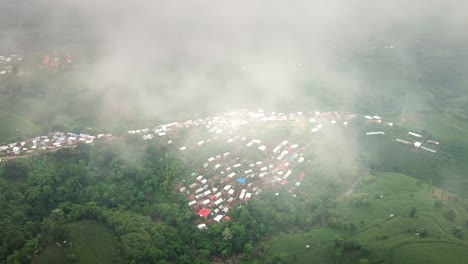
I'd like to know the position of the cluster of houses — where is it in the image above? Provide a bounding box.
[0,108,439,227]
[127,109,362,227]
[395,131,439,153]
[129,109,358,143]
[363,114,439,154]
[180,137,310,228]
[0,54,22,74]
[0,132,112,157]
[40,52,72,68]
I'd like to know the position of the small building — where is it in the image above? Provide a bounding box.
[366,131,385,135]
[197,208,211,218]
[408,132,422,138]
[214,198,224,206]
[396,139,411,144]
[236,178,246,184]
[213,214,223,222]
[421,146,437,153]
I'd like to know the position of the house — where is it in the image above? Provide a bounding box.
[408,132,422,138]
[421,146,437,153]
[396,139,411,144]
[365,131,385,135]
[197,208,211,218]
[213,215,223,222]
[214,198,224,206]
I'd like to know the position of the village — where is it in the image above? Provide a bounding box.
[0,52,73,76]
[0,132,112,158]
[0,109,440,228]
[127,109,440,229]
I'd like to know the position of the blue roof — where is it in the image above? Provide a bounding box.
[295,182,301,187]
[237,178,246,184]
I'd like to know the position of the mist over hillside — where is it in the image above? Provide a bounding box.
[2,1,468,264]
[1,0,467,121]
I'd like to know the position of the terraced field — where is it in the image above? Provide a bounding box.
[265,172,468,263]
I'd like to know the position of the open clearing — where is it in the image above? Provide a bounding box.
[36,220,123,264]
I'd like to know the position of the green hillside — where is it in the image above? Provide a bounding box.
[265,172,468,263]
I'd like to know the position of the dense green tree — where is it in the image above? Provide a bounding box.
[444,208,457,221]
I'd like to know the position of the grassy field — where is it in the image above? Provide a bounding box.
[36,220,123,264]
[265,172,468,263]
[391,241,468,264]
[0,109,43,145]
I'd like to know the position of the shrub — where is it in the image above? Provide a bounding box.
[409,207,417,217]
[444,208,457,221]
[350,193,369,207]
[452,225,463,239]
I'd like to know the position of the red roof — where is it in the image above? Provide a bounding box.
[278,164,286,171]
[42,55,50,65]
[197,208,211,218]
[224,216,231,221]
